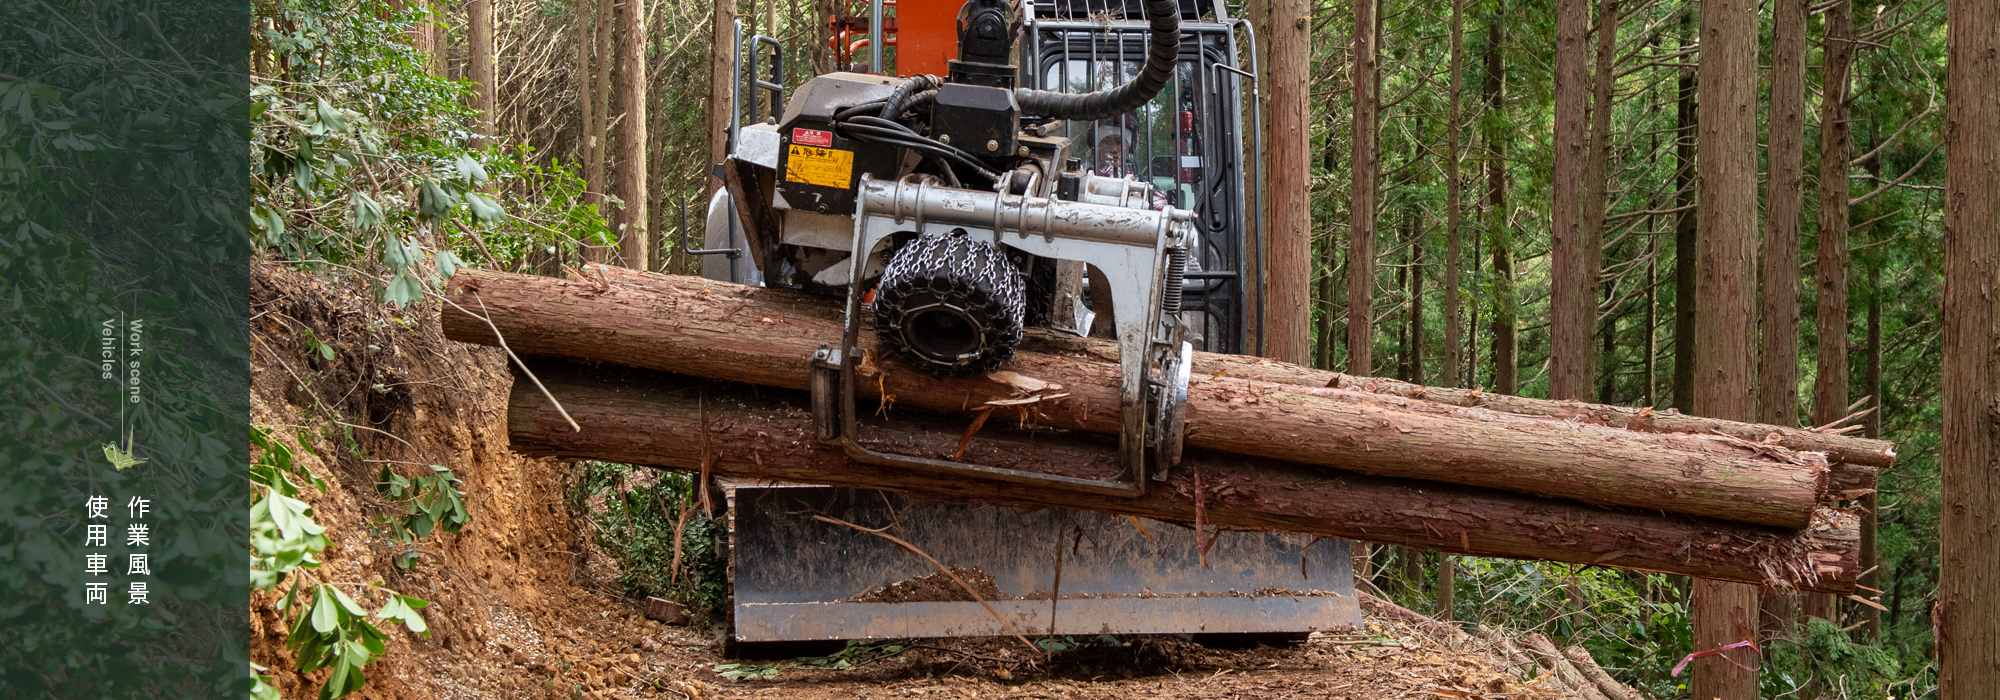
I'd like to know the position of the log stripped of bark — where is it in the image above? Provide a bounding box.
[441,268,1871,528]
[509,361,1860,592]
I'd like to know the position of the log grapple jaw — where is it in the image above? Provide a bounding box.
[717,0,1193,496]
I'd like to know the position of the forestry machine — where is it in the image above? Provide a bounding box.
[711,0,1219,496]
[698,0,1350,652]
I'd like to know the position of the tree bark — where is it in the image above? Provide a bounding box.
[1586,0,1615,396]
[1443,0,1465,388]
[1940,0,2000,692]
[1266,0,1311,365]
[1644,222,1658,406]
[1691,0,1763,692]
[1860,182,1883,641]
[1524,633,1610,700]
[399,0,436,76]
[1814,0,1855,437]
[1757,0,1811,637]
[1348,0,1381,376]
[1564,645,1639,700]
[1483,9,1516,395]
[1403,207,1424,383]
[467,0,496,143]
[509,360,1861,591]
[1670,12,1696,413]
[1805,0,1858,627]
[1762,0,1807,429]
[442,267,1853,528]
[1550,0,1596,401]
[576,0,604,211]
[1437,554,1456,620]
[1147,348,1893,468]
[708,0,735,195]
[614,0,648,269]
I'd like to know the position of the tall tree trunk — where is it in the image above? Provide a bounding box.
[1483,9,1516,394]
[1348,0,1381,376]
[1885,553,1911,646]
[1814,0,1856,444]
[400,0,435,75]
[1758,0,1810,639]
[1859,131,1884,642]
[1437,554,1456,620]
[1670,10,1696,414]
[1599,277,1617,403]
[1318,238,1339,370]
[1645,222,1658,407]
[1268,0,1312,365]
[708,0,736,195]
[419,0,444,77]
[614,0,648,269]
[1443,0,1465,388]
[1940,0,2000,691]
[1407,207,1424,384]
[577,0,604,208]
[1548,0,1593,400]
[1690,0,1762,694]
[1806,0,1856,625]
[1762,0,1806,429]
[467,0,495,143]
[1586,0,1616,404]
[1400,547,1424,597]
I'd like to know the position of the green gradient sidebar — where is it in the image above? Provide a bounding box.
[1,0,253,698]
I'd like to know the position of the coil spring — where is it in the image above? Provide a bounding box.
[1163,245,1187,315]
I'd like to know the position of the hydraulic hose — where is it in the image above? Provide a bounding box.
[879,74,944,119]
[1011,0,1182,121]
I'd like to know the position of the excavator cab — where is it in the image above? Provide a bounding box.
[694,0,1356,655]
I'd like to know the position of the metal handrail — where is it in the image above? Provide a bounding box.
[747,35,786,121]
[678,193,739,260]
[729,19,744,154]
[1220,19,1263,358]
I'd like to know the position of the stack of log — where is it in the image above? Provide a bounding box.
[440,265,1892,593]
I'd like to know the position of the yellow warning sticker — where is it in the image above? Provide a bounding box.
[785,144,854,189]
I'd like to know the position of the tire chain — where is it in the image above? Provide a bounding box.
[872,229,1027,375]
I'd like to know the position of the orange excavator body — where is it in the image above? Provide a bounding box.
[888,1,962,76]
[830,0,964,77]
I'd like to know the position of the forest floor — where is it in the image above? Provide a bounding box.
[245,263,1582,700]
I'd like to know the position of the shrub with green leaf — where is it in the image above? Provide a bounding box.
[372,463,470,570]
[250,425,443,699]
[253,0,611,309]
[570,463,728,627]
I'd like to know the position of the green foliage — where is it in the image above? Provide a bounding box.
[1762,618,1903,698]
[250,425,439,699]
[570,463,729,627]
[372,463,470,569]
[253,0,611,307]
[1,0,252,694]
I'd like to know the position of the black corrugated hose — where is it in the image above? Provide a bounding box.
[1011,0,1182,121]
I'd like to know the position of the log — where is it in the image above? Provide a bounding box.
[1149,336,1897,469]
[1564,645,1640,700]
[1037,329,1892,482]
[1525,633,1609,700]
[442,267,1842,528]
[505,361,1861,592]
